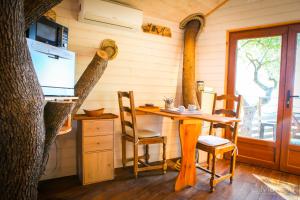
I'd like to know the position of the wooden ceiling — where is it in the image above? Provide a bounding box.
[112,0,227,22]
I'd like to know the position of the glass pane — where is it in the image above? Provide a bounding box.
[235,36,282,141]
[290,33,300,146]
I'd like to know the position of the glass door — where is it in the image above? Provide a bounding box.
[227,26,289,169]
[280,24,300,175]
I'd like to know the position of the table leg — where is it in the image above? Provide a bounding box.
[175,120,202,191]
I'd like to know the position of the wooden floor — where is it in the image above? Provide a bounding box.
[38,160,300,200]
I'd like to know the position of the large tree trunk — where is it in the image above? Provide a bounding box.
[180,14,205,107]
[0,1,117,199]
[0,0,68,199]
[0,1,44,199]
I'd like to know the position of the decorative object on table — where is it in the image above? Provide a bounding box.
[118,91,167,178]
[163,97,174,109]
[100,39,118,60]
[178,105,185,112]
[43,9,56,22]
[196,93,242,192]
[142,23,172,37]
[83,108,105,117]
[161,108,202,115]
[180,13,205,107]
[188,104,197,111]
[196,80,205,92]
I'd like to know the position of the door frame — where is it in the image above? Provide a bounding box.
[280,24,300,175]
[226,25,289,169]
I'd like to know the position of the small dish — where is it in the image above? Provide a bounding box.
[83,108,104,117]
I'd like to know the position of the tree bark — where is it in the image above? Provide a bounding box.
[73,50,109,113]
[0,0,66,199]
[24,0,62,28]
[180,14,205,107]
[41,101,75,176]
[0,0,117,198]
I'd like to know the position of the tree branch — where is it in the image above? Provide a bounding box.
[24,0,62,29]
[269,77,278,89]
[72,50,109,113]
[40,101,75,176]
[246,53,269,91]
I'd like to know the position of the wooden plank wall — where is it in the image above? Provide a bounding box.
[40,0,300,181]
[196,0,300,95]
[42,0,184,180]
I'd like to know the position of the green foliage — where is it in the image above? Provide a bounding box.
[237,36,281,87]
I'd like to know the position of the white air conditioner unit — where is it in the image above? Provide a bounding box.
[78,0,143,31]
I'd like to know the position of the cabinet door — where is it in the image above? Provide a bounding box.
[83,151,113,184]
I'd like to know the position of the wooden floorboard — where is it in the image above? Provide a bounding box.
[38,160,300,200]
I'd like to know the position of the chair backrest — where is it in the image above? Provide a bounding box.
[209,94,242,144]
[118,91,138,140]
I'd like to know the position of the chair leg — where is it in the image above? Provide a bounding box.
[122,136,126,168]
[207,153,211,170]
[134,143,139,179]
[145,144,150,164]
[162,138,167,173]
[230,150,237,184]
[210,154,216,192]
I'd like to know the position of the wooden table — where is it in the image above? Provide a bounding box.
[135,107,240,191]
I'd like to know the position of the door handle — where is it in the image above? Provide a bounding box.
[286,90,299,108]
[48,54,59,59]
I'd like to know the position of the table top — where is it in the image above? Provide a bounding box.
[135,107,240,124]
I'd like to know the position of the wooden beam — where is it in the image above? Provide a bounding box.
[205,0,229,17]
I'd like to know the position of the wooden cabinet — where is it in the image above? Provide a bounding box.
[83,151,113,184]
[77,118,115,185]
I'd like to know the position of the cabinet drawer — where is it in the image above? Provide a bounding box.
[83,120,113,136]
[84,135,113,152]
[83,151,114,184]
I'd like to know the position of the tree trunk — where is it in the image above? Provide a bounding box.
[0,1,44,199]
[24,0,62,29]
[180,14,204,107]
[73,50,109,113]
[41,101,75,176]
[0,0,117,198]
[0,0,67,199]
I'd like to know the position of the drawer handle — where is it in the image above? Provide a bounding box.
[97,142,100,145]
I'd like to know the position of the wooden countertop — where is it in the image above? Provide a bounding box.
[135,107,240,124]
[73,113,118,121]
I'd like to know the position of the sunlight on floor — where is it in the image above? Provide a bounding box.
[253,174,300,200]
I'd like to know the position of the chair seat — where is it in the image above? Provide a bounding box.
[127,129,161,138]
[197,135,235,154]
[198,135,230,146]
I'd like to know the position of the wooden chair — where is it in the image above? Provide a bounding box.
[196,93,242,192]
[118,91,167,178]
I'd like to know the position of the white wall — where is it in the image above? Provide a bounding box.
[42,0,184,180]
[196,0,300,94]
